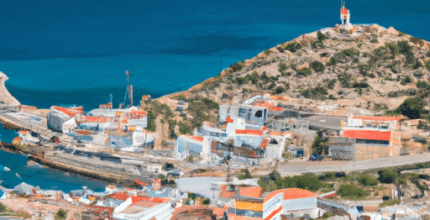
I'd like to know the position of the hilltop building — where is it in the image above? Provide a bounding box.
[329,115,402,160]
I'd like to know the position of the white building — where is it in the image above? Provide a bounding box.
[63,118,77,133]
[47,106,83,132]
[174,135,211,161]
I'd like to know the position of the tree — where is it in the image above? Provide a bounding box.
[0,203,6,212]
[337,184,370,199]
[396,97,426,119]
[275,86,285,94]
[55,209,67,220]
[310,61,325,73]
[296,68,312,77]
[317,31,328,41]
[357,173,378,186]
[378,169,399,184]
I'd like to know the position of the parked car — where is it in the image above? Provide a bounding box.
[309,154,324,161]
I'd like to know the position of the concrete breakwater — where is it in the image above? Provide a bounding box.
[0,143,139,188]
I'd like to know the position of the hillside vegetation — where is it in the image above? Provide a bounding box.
[170,25,430,115]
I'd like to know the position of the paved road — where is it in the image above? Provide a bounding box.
[278,153,430,175]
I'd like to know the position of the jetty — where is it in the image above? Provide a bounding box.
[0,71,20,111]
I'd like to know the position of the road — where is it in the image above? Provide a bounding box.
[278,153,430,175]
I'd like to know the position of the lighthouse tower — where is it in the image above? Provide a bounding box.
[340,0,350,26]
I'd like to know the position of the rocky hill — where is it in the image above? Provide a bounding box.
[165,24,430,110]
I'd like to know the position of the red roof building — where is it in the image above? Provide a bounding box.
[352,115,403,122]
[342,130,391,141]
[53,106,84,117]
[264,188,317,203]
[104,192,130,201]
[235,129,263,136]
[84,116,108,123]
[186,135,204,142]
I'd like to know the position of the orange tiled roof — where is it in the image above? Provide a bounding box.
[235,129,263,136]
[131,196,171,207]
[352,115,403,122]
[264,206,283,220]
[253,101,283,111]
[239,186,263,198]
[134,179,149,186]
[259,138,269,149]
[212,205,228,219]
[342,130,391,141]
[186,135,204,142]
[53,106,84,117]
[104,192,130,201]
[85,116,108,123]
[226,116,234,123]
[264,188,316,202]
[219,185,237,199]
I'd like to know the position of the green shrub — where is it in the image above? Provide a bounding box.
[278,62,288,72]
[378,169,399,184]
[328,94,337,100]
[230,61,245,72]
[400,75,413,85]
[396,97,427,119]
[387,89,417,97]
[426,61,430,72]
[285,42,302,53]
[414,72,424,79]
[353,81,370,88]
[357,173,378,186]
[398,41,413,55]
[268,82,276,90]
[412,60,423,69]
[310,61,326,73]
[417,80,430,90]
[359,64,371,76]
[55,209,67,220]
[317,31,328,41]
[327,79,337,89]
[337,72,352,88]
[379,199,400,208]
[326,57,337,66]
[342,48,360,57]
[0,202,6,212]
[296,68,312,77]
[337,184,370,199]
[301,87,328,100]
[275,86,285,94]
[370,39,378,43]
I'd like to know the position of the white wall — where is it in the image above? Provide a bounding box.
[282,197,317,213]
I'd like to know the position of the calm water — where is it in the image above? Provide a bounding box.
[0,150,107,192]
[1,0,430,191]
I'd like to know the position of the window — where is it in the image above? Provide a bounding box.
[255,110,263,118]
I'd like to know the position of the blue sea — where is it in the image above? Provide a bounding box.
[1,0,430,191]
